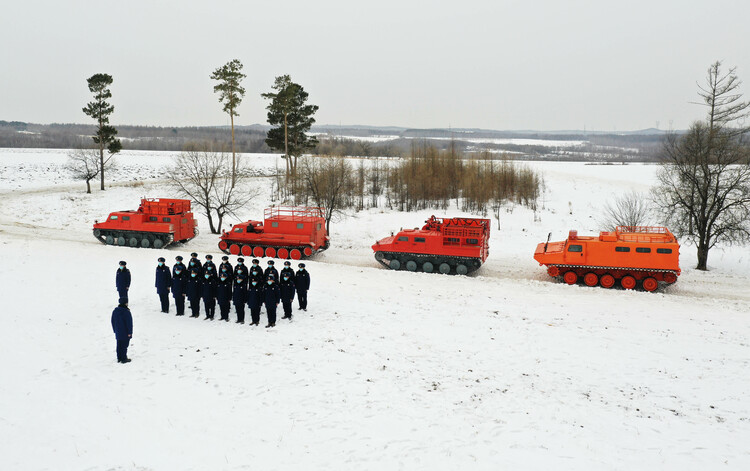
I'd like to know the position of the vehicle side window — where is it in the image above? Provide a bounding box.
[297,223,304,229]
[467,238,479,245]
[397,236,409,242]
[271,222,279,228]
[149,216,158,222]
[568,244,583,252]
[163,217,171,222]
[122,216,130,221]
[233,227,243,233]
[415,237,426,242]
[615,246,630,252]
[636,247,651,253]
[109,215,118,220]
[445,237,460,244]
[657,248,672,254]
[317,223,322,230]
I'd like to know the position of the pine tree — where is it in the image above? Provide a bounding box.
[262,75,319,180]
[82,73,122,191]
[210,59,246,188]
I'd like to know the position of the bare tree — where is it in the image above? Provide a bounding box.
[168,142,257,234]
[66,147,115,194]
[653,61,750,270]
[599,191,652,230]
[296,156,353,232]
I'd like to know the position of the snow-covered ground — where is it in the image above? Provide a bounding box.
[0,149,748,470]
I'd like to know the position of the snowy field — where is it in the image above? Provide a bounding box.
[0,149,749,470]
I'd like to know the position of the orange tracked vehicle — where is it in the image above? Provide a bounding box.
[372,215,491,275]
[93,198,198,249]
[218,206,329,259]
[533,226,680,291]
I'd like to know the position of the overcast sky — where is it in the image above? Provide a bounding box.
[1,0,748,131]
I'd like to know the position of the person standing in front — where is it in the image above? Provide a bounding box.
[279,272,296,320]
[172,264,187,316]
[246,277,263,326]
[111,298,133,364]
[155,257,172,313]
[186,268,202,318]
[202,271,217,320]
[116,261,131,303]
[232,274,247,324]
[263,276,280,328]
[295,263,310,311]
[216,271,233,321]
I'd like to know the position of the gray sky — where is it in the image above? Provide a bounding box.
[1,0,748,131]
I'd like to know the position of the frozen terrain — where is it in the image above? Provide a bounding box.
[0,148,748,470]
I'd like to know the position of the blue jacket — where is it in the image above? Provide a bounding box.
[187,259,203,275]
[172,262,187,277]
[111,306,133,340]
[216,278,233,304]
[155,265,172,294]
[263,283,280,306]
[232,280,246,305]
[281,267,296,282]
[264,266,279,281]
[246,283,263,309]
[279,280,296,303]
[295,270,310,291]
[186,275,202,300]
[201,276,217,301]
[116,268,131,291]
[219,262,234,279]
[172,272,187,297]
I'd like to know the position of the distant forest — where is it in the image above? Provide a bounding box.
[0,120,668,161]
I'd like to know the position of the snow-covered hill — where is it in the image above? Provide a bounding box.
[0,149,748,470]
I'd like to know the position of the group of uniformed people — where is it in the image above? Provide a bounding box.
[155,252,310,328]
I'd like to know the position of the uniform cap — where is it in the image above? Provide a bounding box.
[237,257,245,262]
[284,261,291,266]
[205,254,213,259]
[252,259,259,264]
[221,256,229,261]
[175,255,183,261]
[158,257,166,262]
[267,260,275,265]
[190,252,198,257]
[298,263,306,268]
[119,261,127,266]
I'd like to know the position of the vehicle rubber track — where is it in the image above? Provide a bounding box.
[374,251,483,275]
[219,242,329,260]
[547,264,679,282]
[93,229,177,249]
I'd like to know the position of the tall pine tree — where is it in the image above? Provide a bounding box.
[210,59,246,188]
[262,75,319,179]
[82,73,122,191]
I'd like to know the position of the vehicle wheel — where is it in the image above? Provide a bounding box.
[141,238,151,248]
[117,236,126,246]
[438,263,451,274]
[277,248,289,259]
[663,272,677,284]
[642,277,658,292]
[621,275,636,290]
[253,246,264,257]
[218,240,228,251]
[303,247,313,257]
[93,229,102,237]
[563,271,578,285]
[389,259,401,270]
[456,264,468,275]
[128,237,138,248]
[265,247,276,258]
[290,249,302,260]
[153,238,164,249]
[105,235,115,245]
[241,245,253,256]
[547,266,560,277]
[422,261,434,273]
[406,260,417,271]
[229,244,240,255]
[583,272,598,287]
[600,274,616,289]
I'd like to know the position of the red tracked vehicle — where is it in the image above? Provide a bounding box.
[533,226,681,292]
[93,198,198,249]
[218,206,330,260]
[372,215,491,275]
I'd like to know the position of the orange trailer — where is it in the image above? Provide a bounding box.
[533,226,680,291]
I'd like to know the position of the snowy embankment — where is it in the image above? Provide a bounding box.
[0,149,748,470]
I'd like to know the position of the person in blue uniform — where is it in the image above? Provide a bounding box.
[263,276,281,328]
[186,269,202,317]
[155,257,172,313]
[111,298,133,363]
[204,254,217,278]
[173,255,187,277]
[264,260,278,281]
[202,271,217,320]
[172,264,187,316]
[280,261,295,283]
[216,272,233,321]
[188,252,203,276]
[235,257,250,282]
[279,272,296,320]
[249,259,263,282]
[219,255,233,282]
[246,278,263,326]
[116,261,131,303]
[232,274,248,324]
[295,263,310,311]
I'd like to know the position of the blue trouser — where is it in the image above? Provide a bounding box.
[265,303,277,325]
[118,289,128,303]
[158,291,169,312]
[174,295,185,315]
[116,338,130,362]
[297,289,307,309]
